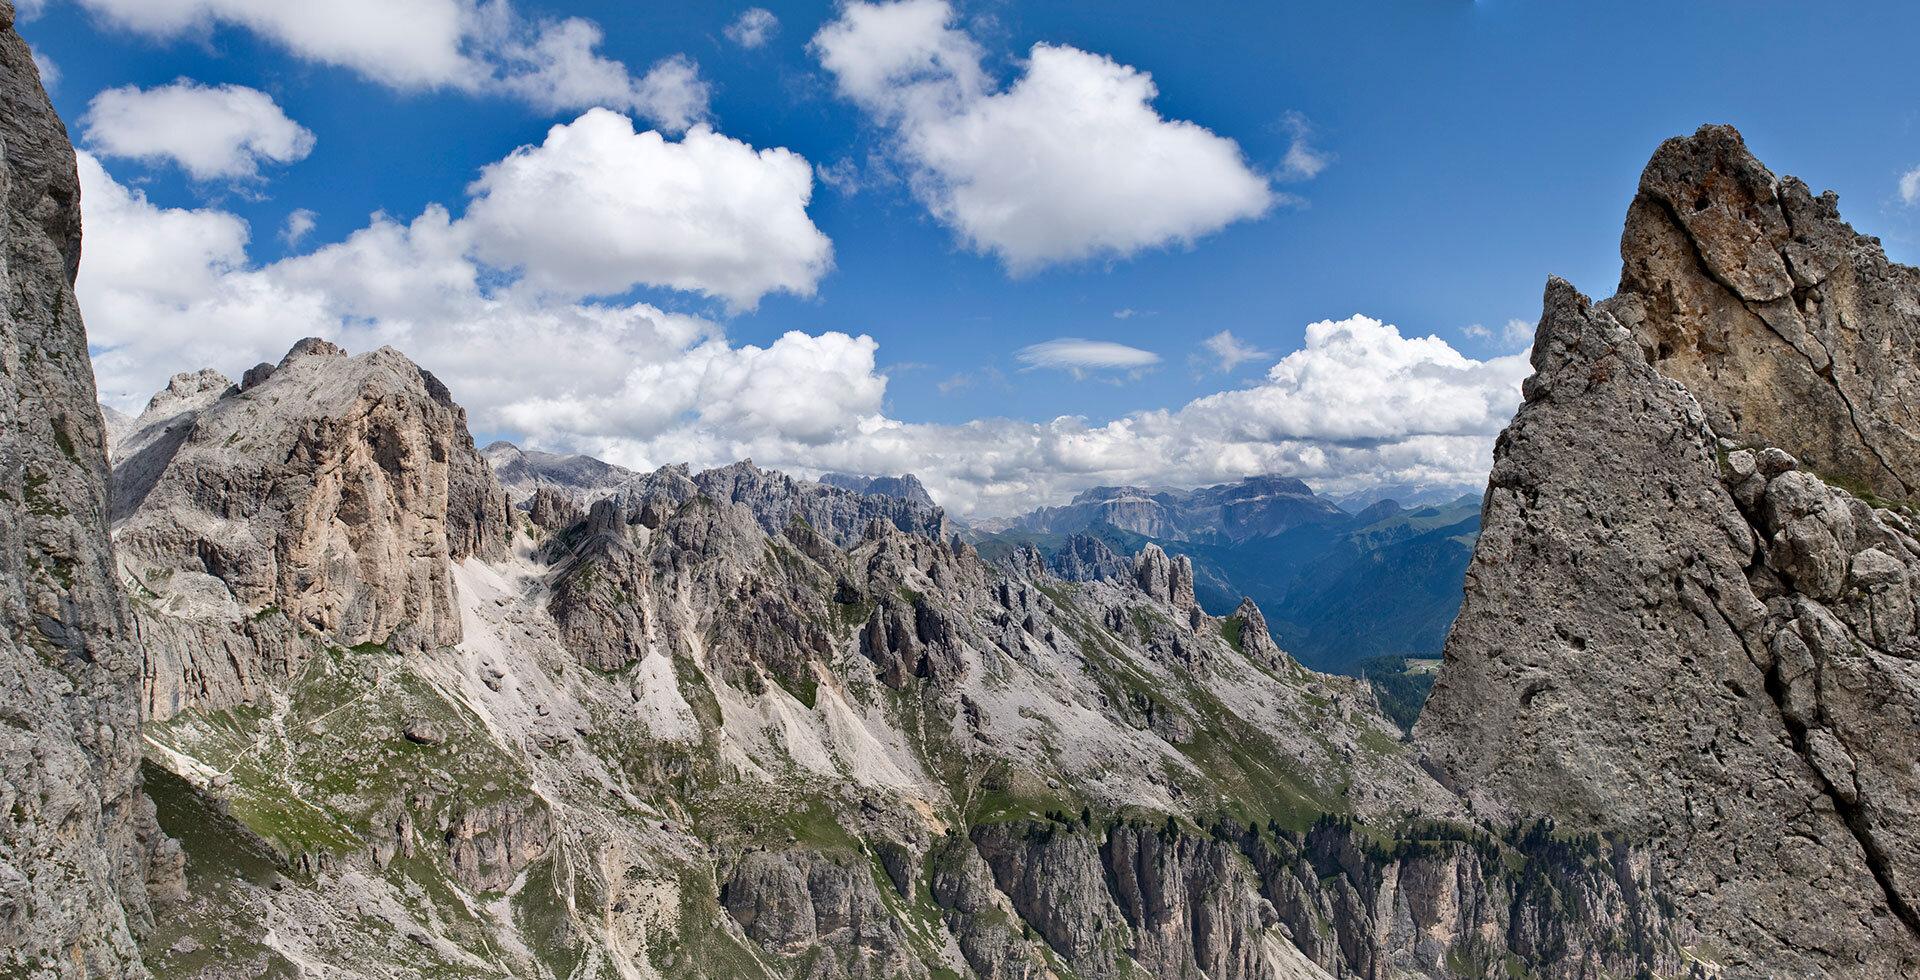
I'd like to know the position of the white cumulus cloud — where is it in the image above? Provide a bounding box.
[492,24,710,133]
[725,8,780,49]
[72,0,708,130]
[813,0,1275,273]
[1176,316,1530,445]
[462,109,832,309]
[1900,165,1920,206]
[77,148,859,460]
[82,80,314,180]
[581,314,1529,517]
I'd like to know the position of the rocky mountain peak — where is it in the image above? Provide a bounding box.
[1350,498,1402,524]
[141,367,234,419]
[483,439,636,504]
[1132,543,1198,620]
[280,335,346,365]
[116,337,513,717]
[1610,123,1920,500]
[818,471,938,509]
[1421,135,1920,977]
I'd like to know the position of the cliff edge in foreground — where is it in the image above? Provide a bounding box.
[0,2,176,975]
[1420,126,1920,978]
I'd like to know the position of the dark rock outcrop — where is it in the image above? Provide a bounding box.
[0,5,175,973]
[1049,533,1129,582]
[722,849,929,979]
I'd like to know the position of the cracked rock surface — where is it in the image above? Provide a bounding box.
[1610,123,1920,501]
[1419,272,1920,976]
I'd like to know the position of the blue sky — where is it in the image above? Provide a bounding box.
[23,0,1920,515]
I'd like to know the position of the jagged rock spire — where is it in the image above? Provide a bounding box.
[1421,135,1920,977]
[1610,123,1920,500]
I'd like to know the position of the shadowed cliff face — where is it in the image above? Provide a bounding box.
[1420,127,1920,979]
[0,1,178,974]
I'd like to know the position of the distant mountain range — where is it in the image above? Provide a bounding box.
[970,475,1481,673]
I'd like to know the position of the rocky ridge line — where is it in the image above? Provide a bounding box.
[1610,124,1920,501]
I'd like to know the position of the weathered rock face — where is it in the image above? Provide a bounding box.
[1226,597,1287,671]
[818,471,938,509]
[1610,123,1920,501]
[957,814,1684,980]
[525,485,582,531]
[541,459,956,675]
[442,797,551,894]
[662,459,951,547]
[0,4,174,973]
[1418,278,1920,976]
[722,849,928,979]
[1049,533,1129,582]
[1132,543,1198,620]
[115,338,513,717]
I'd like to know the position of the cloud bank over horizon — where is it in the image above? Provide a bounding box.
[79,128,1528,518]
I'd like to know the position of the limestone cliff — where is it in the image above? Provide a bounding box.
[116,338,513,718]
[0,2,176,974]
[1420,124,1920,979]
